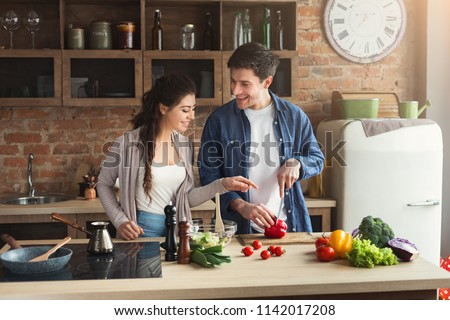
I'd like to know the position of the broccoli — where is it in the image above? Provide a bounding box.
[354,215,395,248]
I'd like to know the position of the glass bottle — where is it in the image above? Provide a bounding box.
[242,9,253,44]
[152,9,163,50]
[233,12,244,50]
[262,7,271,49]
[203,11,214,50]
[274,10,284,50]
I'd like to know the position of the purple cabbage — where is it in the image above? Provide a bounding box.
[387,238,420,262]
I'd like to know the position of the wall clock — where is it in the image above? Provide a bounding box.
[324,0,407,64]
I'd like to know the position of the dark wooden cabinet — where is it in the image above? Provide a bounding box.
[0,0,298,107]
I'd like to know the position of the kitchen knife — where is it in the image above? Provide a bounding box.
[275,197,284,222]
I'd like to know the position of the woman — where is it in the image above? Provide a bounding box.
[97,74,256,240]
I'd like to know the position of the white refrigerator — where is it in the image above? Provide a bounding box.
[316,119,443,265]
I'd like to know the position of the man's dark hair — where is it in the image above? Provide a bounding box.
[227,42,280,81]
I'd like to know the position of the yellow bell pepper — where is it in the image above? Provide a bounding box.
[329,229,353,259]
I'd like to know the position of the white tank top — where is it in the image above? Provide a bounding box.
[135,162,186,215]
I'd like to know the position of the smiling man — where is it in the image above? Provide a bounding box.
[198,42,324,235]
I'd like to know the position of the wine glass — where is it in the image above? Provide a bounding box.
[24,10,40,49]
[0,10,20,49]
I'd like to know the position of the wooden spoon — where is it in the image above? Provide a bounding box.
[214,192,225,233]
[29,236,71,262]
[1,234,22,250]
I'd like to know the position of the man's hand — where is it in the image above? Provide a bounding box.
[230,198,275,229]
[117,221,144,240]
[278,158,301,198]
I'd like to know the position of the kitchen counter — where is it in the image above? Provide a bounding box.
[1,237,449,300]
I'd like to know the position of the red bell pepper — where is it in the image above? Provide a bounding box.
[264,219,287,239]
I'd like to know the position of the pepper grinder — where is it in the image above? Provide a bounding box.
[177,219,191,264]
[164,202,178,261]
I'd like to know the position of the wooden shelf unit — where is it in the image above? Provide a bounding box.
[0,0,298,107]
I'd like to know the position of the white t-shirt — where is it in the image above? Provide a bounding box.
[135,162,186,215]
[244,103,286,232]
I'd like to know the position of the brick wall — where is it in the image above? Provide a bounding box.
[0,0,421,195]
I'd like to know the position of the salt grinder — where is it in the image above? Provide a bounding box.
[177,220,191,264]
[164,202,178,261]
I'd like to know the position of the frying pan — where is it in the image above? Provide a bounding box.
[0,235,73,275]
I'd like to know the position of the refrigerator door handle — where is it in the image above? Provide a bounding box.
[407,200,440,207]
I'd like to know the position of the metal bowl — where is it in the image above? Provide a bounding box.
[0,194,75,205]
[189,218,237,247]
[0,246,73,274]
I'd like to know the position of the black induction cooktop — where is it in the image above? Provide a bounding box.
[0,242,162,282]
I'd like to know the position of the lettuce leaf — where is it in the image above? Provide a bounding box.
[347,238,398,268]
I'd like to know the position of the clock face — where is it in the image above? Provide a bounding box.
[324,0,407,63]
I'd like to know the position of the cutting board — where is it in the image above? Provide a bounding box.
[331,90,400,119]
[237,232,316,246]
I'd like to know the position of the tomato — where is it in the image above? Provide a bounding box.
[252,240,262,250]
[260,249,271,260]
[315,234,330,248]
[242,246,254,256]
[267,245,276,254]
[274,246,286,257]
[316,245,336,262]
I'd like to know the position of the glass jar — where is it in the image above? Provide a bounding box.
[89,21,112,49]
[180,24,195,50]
[117,21,135,49]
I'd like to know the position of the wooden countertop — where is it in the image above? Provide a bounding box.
[0,197,336,216]
[0,198,106,216]
[0,237,448,300]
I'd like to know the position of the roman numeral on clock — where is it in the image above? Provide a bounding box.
[384,27,395,37]
[386,16,398,21]
[349,40,355,50]
[338,29,349,40]
[377,37,385,48]
[337,3,347,11]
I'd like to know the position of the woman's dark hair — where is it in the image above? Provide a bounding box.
[227,42,280,81]
[131,74,196,198]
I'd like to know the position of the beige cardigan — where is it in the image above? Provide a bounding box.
[97,128,226,232]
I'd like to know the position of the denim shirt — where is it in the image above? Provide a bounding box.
[198,92,324,234]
